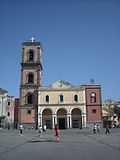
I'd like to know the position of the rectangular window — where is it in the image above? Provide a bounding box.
[91,97,96,103]
[92,109,96,113]
[27,110,31,114]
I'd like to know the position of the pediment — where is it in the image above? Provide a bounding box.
[52,80,71,89]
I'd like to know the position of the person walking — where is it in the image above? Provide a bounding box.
[105,124,110,134]
[38,125,42,136]
[97,124,100,133]
[19,124,23,136]
[93,123,97,134]
[8,123,10,130]
[55,124,59,139]
[43,124,47,132]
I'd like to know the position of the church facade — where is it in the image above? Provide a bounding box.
[19,39,102,129]
[38,80,102,129]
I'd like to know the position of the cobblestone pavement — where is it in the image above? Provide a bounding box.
[0,128,120,160]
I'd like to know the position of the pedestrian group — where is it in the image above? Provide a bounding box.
[18,123,111,138]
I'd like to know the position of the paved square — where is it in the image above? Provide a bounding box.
[0,128,120,160]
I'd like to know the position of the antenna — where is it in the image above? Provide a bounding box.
[90,79,95,84]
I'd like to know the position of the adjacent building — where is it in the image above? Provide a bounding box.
[102,99,120,127]
[14,98,19,128]
[0,88,15,128]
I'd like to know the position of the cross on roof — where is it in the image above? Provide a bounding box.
[30,37,35,42]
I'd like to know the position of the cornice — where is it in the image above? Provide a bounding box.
[38,103,85,107]
[20,84,39,89]
[38,87,85,92]
[22,42,41,47]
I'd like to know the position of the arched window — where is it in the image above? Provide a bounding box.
[60,95,64,102]
[28,73,34,84]
[7,112,10,117]
[8,102,11,106]
[74,95,78,102]
[28,50,34,62]
[27,93,33,104]
[45,95,49,103]
[91,92,96,103]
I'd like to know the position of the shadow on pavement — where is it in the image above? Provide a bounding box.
[27,139,59,143]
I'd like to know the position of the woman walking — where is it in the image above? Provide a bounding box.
[55,124,59,139]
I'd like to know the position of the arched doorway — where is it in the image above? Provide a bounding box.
[57,108,67,129]
[42,109,52,129]
[71,108,82,128]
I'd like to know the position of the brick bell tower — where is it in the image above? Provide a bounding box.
[19,37,42,128]
[85,83,102,128]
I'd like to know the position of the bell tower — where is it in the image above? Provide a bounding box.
[19,38,42,128]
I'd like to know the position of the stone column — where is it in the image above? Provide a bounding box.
[67,115,72,128]
[69,115,72,128]
[52,115,55,128]
[52,114,57,128]
[82,114,86,127]
[55,115,57,125]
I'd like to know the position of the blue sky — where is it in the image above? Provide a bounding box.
[0,0,120,101]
